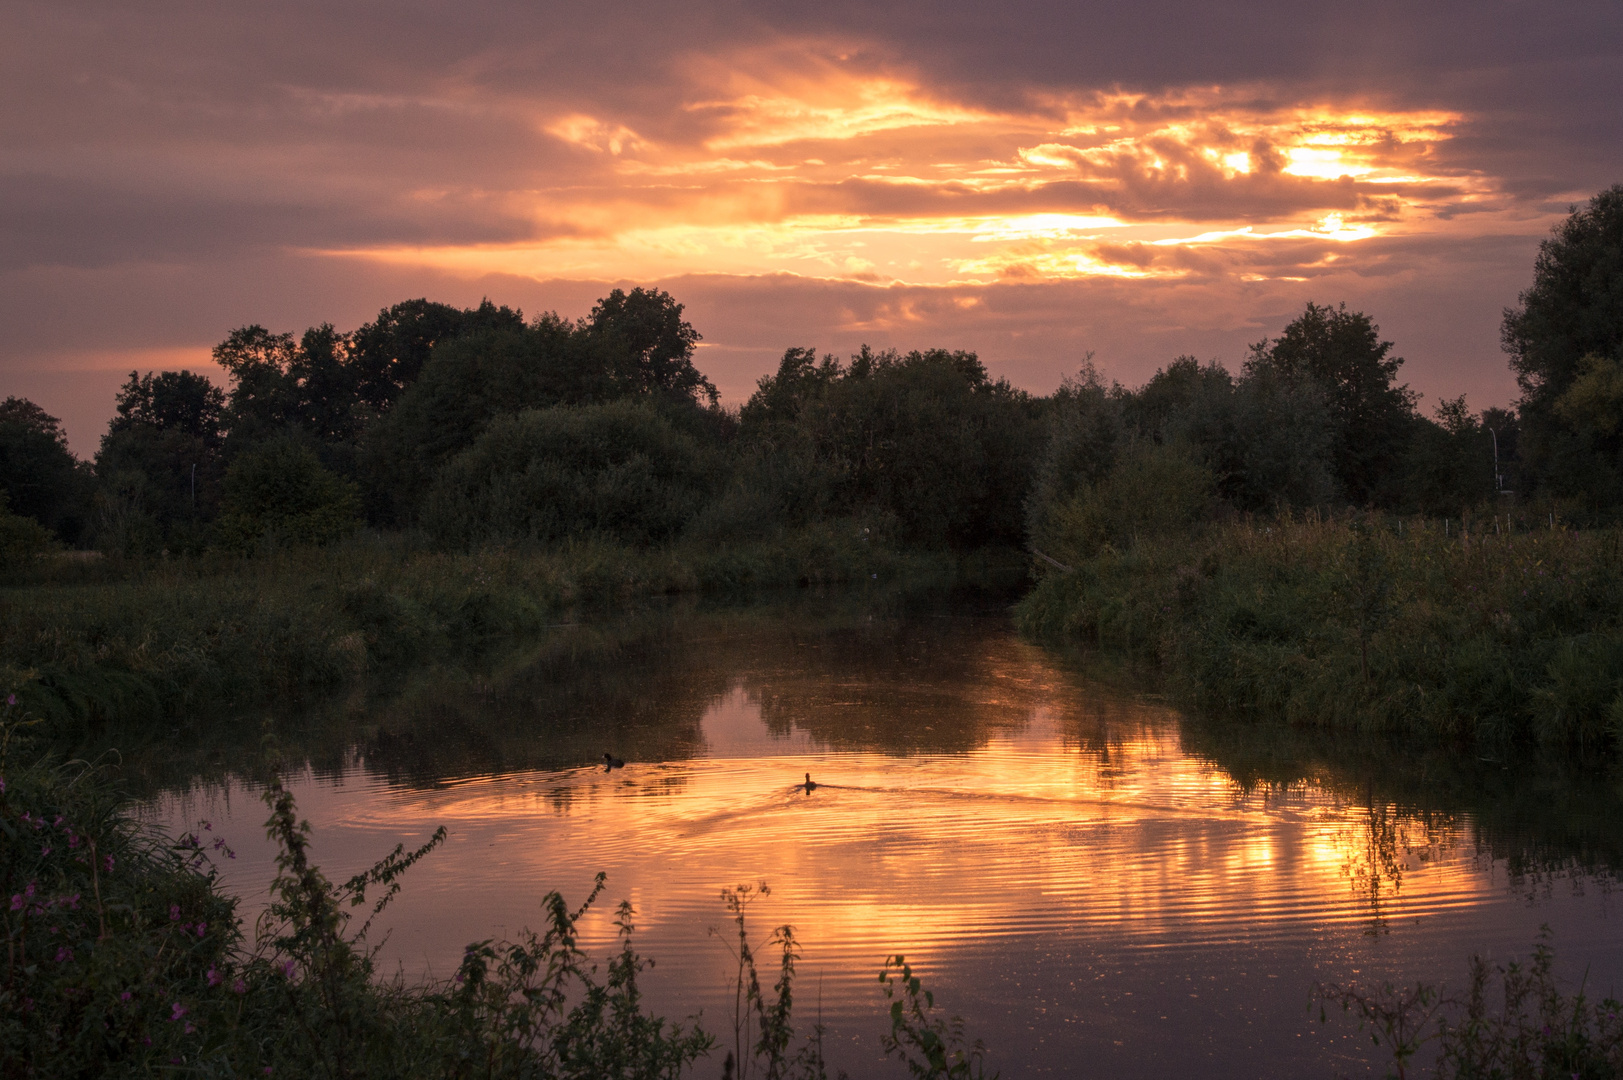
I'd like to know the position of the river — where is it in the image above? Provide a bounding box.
[141,591,1623,1077]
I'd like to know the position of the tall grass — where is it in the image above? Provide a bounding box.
[1,527,979,739]
[1018,513,1623,744]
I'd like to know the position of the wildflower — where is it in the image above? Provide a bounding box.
[207,967,222,987]
[64,893,80,909]
[232,978,246,994]
[55,946,73,963]
[121,991,132,1002]
[41,846,50,857]
[280,960,294,978]
[185,1023,195,1034]
[170,904,181,921]
[171,1002,189,1022]
[8,895,21,912]
[6,693,14,705]
[104,854,114,872]
[196,922,207,937]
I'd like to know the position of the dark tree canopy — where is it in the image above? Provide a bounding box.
[110,370,225,446]
[741,346,1041,548]
[586,287,715,404]
[0,396,91,543]
[1504,185,1623,405]
[97,371,230,551]
[1247,302,1416,505]
[348,299,471,412]
[1501,185,1623,503]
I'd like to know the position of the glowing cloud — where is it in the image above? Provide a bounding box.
[323,50,1497,290]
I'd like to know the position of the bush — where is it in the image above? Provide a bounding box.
[215,437,361,551]
[423,400,715,548]
[0,493,55,577]
[1034,440,1214,564]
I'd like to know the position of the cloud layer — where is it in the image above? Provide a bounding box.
[3,0,1620,451]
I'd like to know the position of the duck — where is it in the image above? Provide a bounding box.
[802,772,817,792]
[603,753,625,771]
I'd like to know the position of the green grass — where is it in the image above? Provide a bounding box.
[2,526,999,741]
[1018,513,1623,745]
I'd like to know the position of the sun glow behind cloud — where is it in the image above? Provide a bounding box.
[325,51,1498,289]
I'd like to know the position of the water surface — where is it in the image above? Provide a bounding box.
[146,597,1623,1077]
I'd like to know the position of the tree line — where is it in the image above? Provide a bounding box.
[2,184,1621,561]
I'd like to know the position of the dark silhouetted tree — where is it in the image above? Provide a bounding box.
[1247,302,1417,505]
[1502,184,1623,506]
[586,287,716,404]
[0,396,92,544]
[95,370,228,551]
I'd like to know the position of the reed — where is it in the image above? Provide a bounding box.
[1,527,965,740]
[1017,513,1623,744]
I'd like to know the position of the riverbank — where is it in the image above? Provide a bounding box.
[2,527,1019,741]
[1017,513,1623,745]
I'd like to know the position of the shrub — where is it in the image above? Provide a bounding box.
[423,400,715,548]
[214,437,361,551]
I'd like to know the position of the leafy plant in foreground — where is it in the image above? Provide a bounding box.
[1315,928,1623,1078]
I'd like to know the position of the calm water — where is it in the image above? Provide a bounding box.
[144,596,1623,1077]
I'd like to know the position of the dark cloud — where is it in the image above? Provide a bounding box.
[0,0,1615,452]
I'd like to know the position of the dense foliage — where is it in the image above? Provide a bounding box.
[1019,513,1623,744]
[1503,184,1623,511]
[3,182,1623,750]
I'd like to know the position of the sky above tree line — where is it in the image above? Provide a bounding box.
[4,0,1621,453]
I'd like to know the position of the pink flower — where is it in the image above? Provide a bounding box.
[196,922,207,937]
[121,991,132,1002]
[55,946,73,963]
[232,978,246,994]
[279,960,294,978]
[104,854,114,872]
[170,904,181,921]
[206,967,222,987]
[8,895,21,912]
[170,1002,189,1022]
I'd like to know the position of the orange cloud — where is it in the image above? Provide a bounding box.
[316,46,1505,290]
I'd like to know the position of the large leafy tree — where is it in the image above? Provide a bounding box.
[1502,184,1623,504]
[586,287,716,404]
[0,397,92,543]
[348,299,469,412]
[95,370,228,551]
[741,346,1041,548]
[1247,302,1417,505]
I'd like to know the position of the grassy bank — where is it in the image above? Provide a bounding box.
[1018,514,1623,745]
[2,527,1014,741]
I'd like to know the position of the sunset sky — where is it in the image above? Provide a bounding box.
[4,0,1621,452]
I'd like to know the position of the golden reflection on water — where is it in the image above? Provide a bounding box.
[145,609,1622,1077]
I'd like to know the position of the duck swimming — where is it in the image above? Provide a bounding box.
[802,772,817,792]
[603,753,625,771]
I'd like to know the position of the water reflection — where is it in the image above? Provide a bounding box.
[137,595,1623,1078]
